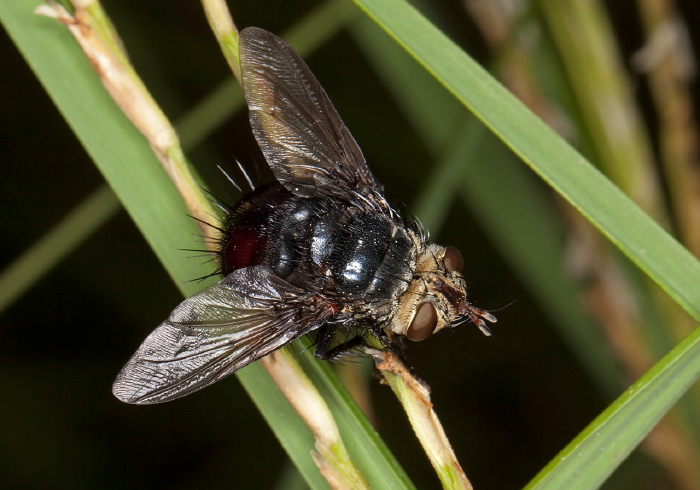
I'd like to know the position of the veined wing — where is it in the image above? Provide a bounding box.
[112,267,332,404]
[239,27,385,204]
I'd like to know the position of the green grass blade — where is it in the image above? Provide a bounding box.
[526,325,700,489]
[352,0,700,321]
[0,1,410,488]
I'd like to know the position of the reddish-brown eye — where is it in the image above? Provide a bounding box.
[444,246,464,272]
[407,302,438,342]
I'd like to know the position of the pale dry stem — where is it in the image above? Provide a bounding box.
[367,347,472,490]
[264,350,368,490]
[635,0,700,257]
[36,1,216,240]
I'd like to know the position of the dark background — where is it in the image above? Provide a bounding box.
[3,0,698,488]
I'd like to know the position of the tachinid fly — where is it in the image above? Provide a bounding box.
[112,27,496,404]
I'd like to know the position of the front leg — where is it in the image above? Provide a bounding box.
[313,323,366,361]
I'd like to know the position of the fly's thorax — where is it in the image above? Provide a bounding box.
[389,243,495,341]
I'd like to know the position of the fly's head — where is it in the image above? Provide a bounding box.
[390,244,496,342]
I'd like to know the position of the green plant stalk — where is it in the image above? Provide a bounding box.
[200,0,240,82]
[180,0,360,151]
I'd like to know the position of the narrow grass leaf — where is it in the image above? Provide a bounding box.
[527,325,700,489]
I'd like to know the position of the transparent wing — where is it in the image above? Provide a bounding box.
[239,27,385,203]
[112,267,332,404]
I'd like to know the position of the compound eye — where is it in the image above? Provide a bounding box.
[407,302,438,342]
[444,246,464,273]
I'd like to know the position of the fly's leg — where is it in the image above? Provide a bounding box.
[313,324,366,361]
[313,323,334,359]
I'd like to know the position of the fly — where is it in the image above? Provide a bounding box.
[112,27,496,404]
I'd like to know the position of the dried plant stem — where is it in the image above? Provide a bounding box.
[263,350,368,490]
[367,348,472,490]
[35,0,215,239]
[540,0,664,222]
